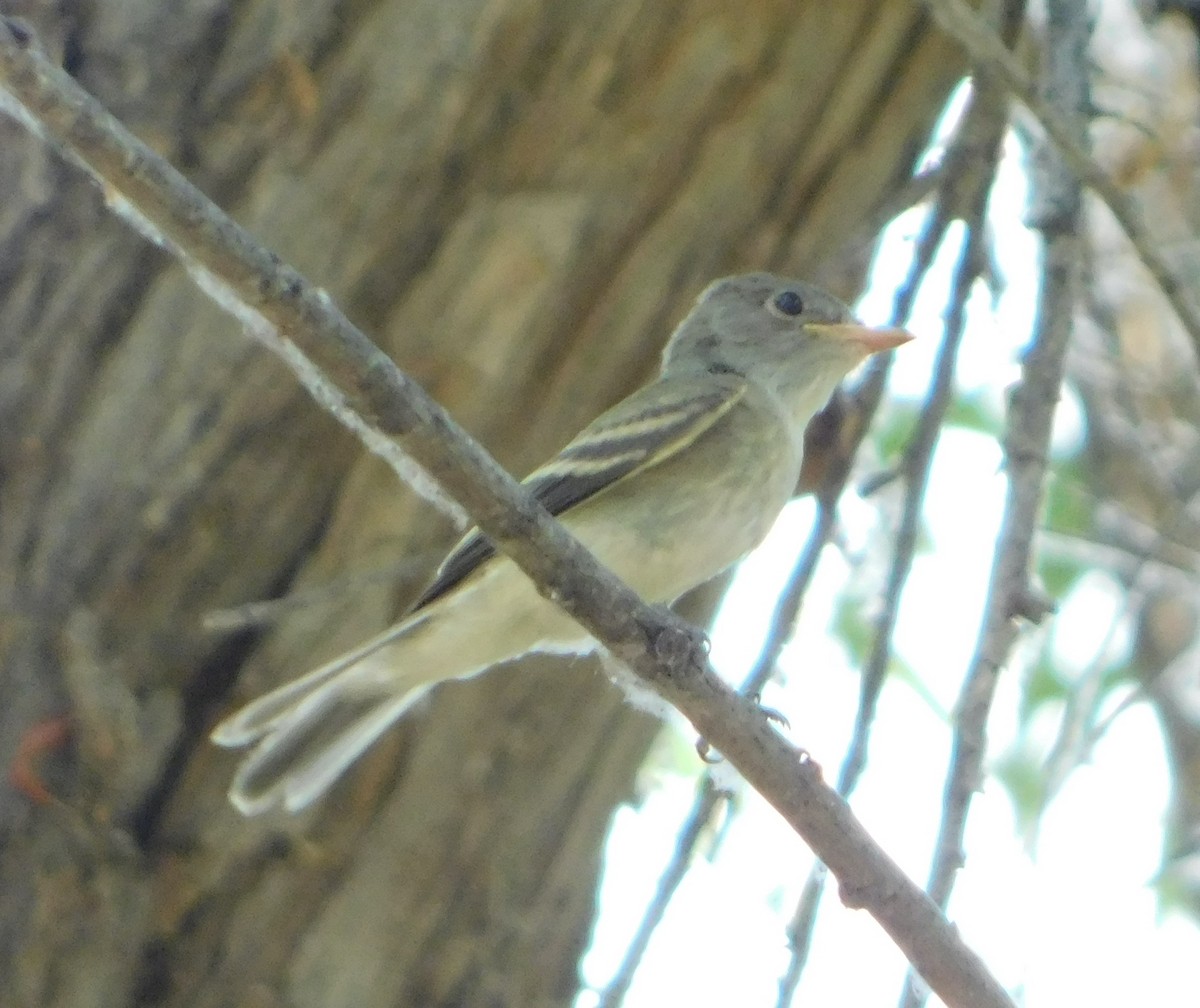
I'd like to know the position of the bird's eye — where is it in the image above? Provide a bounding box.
[771,290,805,317]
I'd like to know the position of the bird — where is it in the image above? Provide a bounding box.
[211,272,912,813]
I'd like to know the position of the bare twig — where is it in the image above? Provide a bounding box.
[841,228,982,792]
[899,3,1089,1006]
[0,21,1014,1008]
[1032,586,1138,844]
[778,198,956,1007]
[595,775,728,1008]
[923,0,1200,363]
[779,53,1018,1000]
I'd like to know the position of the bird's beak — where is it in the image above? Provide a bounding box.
[807,322,914,355]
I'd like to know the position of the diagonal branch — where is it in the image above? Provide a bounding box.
[0,20,1013,1008]
[923,0,1200,363]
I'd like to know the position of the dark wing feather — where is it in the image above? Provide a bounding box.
[411,534,496,609]
[410,375,746,610]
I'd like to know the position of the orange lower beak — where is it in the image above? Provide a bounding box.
[807,322,914,355]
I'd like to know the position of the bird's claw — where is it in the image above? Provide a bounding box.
[750,693,791,731]
[693,695,790,766]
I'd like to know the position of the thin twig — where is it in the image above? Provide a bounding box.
[1032,584,1138,845]
[779,58,1015,1001]
[1035,452,1200,839]
[838,188,994,796]
[923,0,1200,363]
[777,193,955,1008]
[0,21,1014,1008]
[899,3,1089,1006]
[595,776,727,1008]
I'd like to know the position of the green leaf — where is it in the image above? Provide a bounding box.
[994,746,1049,837]
[1042,461,1093,538]
[945,392,1000,435]
[872,402,921,461]
[831,592,873,666]
[1020,656,1071,722]
[1039,553,1085,598]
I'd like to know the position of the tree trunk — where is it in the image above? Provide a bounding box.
[0,2,965,1005]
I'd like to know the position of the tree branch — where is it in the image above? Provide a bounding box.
[781,49,1021,996]
[901,2,1089,1005]
[0,20,1013,1008]
[923,0,1200,364]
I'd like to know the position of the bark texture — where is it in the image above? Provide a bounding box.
[0,2,964,1005]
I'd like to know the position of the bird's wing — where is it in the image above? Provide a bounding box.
[411,373,747,609]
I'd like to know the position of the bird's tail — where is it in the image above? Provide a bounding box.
[211,616,436,815]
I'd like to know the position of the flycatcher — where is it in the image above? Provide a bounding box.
[213,272,912,813]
